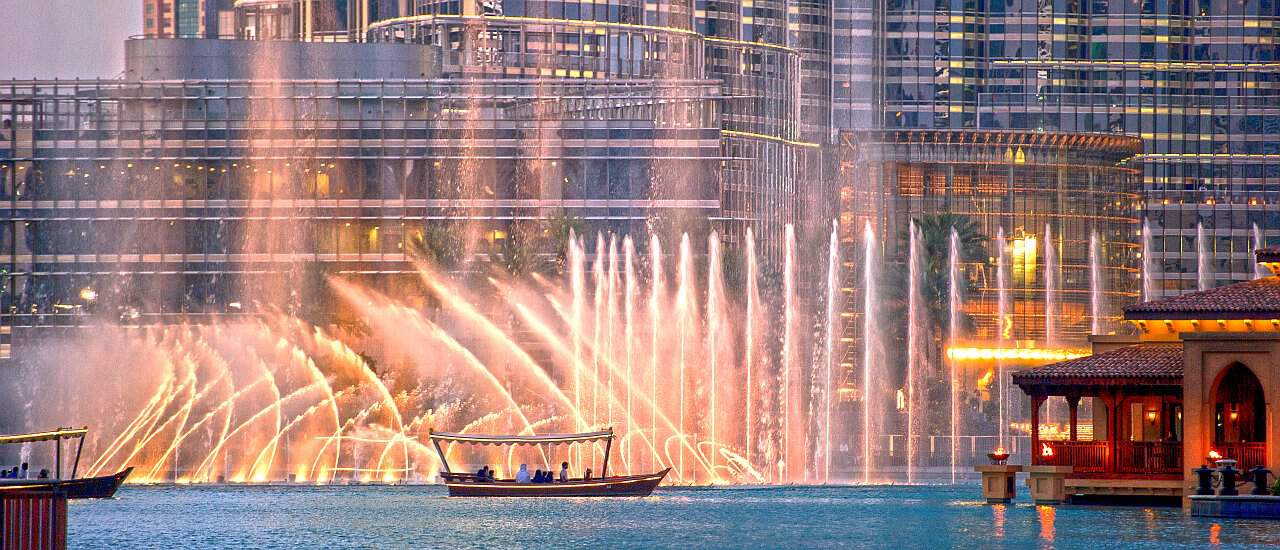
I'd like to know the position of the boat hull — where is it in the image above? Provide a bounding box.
[0,467,132,499]
[444,468,669,497]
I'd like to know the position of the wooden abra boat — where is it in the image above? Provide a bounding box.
[429,428,669,497]
[0,428,132,499]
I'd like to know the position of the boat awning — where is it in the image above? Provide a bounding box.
[0,428,88,445]
[428,430,612,445]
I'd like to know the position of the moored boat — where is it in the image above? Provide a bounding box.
[0,428,132,499]
[429,428,669,497]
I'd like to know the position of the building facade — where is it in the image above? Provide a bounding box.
[144,0,238,38]
[832,0,1280,296]
[0,39,725,336]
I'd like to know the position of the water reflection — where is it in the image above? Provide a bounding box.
[1210,523,1221,546]
[992,503,1005,539]
[1037,505,1056,546]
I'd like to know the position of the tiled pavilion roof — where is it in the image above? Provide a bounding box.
[1012,343,1183,390]
[1124,277,1280,320]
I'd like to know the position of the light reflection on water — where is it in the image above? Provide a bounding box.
[67,485,1280,549]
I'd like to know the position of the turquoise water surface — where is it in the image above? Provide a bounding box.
[67,484,1279,548]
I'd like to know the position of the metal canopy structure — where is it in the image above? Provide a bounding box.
[427,429,612,446]
[0,428,87,446]
[0,427,89,480]
[428,429,616,477]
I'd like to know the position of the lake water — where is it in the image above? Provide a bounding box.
[67,484,1279,548]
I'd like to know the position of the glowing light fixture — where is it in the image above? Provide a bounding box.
[945,345,1089,363]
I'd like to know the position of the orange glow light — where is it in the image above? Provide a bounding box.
[1208,450,1223,460]
[1041,443,1054,457]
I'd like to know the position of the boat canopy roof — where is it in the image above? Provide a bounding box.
[0,428,88,445]
[428,429,612,446]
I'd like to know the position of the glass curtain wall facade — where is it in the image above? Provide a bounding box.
[0,78,723,333]
[847,0,1280,297]
[841,130,1142,346]
[367,0,812,260]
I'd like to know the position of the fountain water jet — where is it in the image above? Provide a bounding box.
[995,228,1011,447]
[1198,222,1213,291]
[823,221,839,483]
[947,228,961,484]
[782,224,799,482]
[745,228,760,477]
[861,221,879,483]
[1255,223,1267,280]
[1090,230,1105,335]
[906,221,923,483]
[1142,219,1155,301]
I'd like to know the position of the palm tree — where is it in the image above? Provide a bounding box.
[491,230,558,278]
[406,224,463,271]
[881,213,989,434]
[908,213,988,342]
[541,209,585,274]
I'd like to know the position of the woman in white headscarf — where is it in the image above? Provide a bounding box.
[515,463,531,483]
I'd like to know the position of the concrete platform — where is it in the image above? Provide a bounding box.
[1065,477,1184,499]
[1191,495,1280,519]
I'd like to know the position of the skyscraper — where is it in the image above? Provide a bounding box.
[833,0,1280,296]
[144,0,237,38]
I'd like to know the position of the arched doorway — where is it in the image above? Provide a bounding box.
[1212,362,1267,470]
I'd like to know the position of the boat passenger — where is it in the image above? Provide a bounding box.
[487,468,497,482]
[476,465,489,481]
[515,464,531,483]
[38,469,49,479]
[583,468,592,481]
[20,463,28,479]
[559,462,569,482]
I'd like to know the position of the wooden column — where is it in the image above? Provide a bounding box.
[1108,390,1125,474]
[1031,394,1046,464]
[1067,395,1080,442]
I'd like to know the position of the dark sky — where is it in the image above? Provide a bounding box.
[0,0,142,80]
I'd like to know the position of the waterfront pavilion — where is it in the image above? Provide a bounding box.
[1014,246,1280,503]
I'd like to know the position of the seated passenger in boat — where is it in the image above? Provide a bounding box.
[559,462,569,482]
[38,469,49,479]
[476,465,490,481]
[583,468,592,481]
[515,464,531,483]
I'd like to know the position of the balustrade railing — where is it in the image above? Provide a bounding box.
[1037,440,1109,473]
[1214,442,1266,472]
[1037,440,1184,476]
[1116,441,1182,475]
